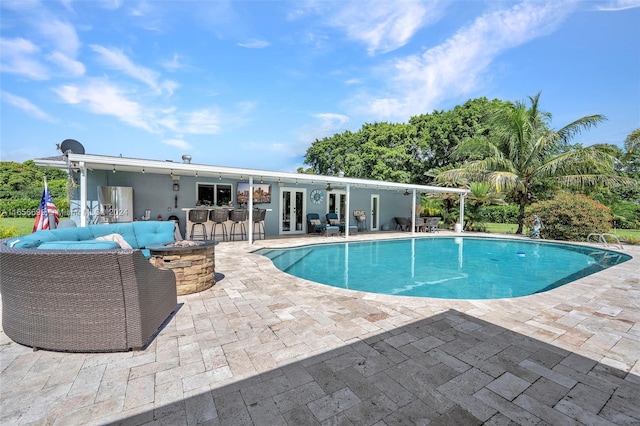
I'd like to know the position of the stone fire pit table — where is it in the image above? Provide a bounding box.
[147,240,216,295]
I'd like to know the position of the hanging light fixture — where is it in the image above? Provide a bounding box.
[404,189,410,196]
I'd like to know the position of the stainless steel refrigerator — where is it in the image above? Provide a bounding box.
[97,186,134,223]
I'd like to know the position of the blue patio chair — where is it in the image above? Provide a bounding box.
[326,212,345,232]
[306,213,326,234]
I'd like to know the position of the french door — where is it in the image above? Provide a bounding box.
[327,190,347,221]
[280,188,306,234]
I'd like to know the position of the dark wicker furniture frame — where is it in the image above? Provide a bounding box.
[0,240,178,352]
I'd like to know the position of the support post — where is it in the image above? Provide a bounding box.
[248,176,254,244]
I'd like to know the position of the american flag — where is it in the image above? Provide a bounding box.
[33,178,59,232]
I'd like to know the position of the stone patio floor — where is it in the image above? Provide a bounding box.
[1,231,639,425]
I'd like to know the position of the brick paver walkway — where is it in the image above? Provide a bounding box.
[1,232,638,425]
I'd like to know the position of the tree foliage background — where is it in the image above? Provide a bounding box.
[0,161,69,217]
[302,95,639,231]
[303,98,511,184]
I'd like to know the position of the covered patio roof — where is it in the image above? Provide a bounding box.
[35,153,470,242]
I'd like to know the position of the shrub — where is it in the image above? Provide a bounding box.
[623,235,640,245]
[480,205,519,223]
[0,198,69,218]
[610,202,640,230]
[527,193,612,241]
[0,214,18,238]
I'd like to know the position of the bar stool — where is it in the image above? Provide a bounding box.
[229,209,248,241]
[189,209,209,240]
[252,208,266,240]
[209,209,229,242]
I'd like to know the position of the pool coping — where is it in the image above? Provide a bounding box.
[253,234,633,300]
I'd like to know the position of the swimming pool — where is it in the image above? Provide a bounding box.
[256,237,631,299]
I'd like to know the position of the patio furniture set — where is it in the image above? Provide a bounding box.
[307,212,359,236]
[0,220,193,353]
[394,216,441,232]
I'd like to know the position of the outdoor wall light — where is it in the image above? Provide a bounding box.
[171,173,180,191]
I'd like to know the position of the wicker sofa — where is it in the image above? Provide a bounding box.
[0,221,178,352]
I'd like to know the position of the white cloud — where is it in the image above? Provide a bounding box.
[53,80,154,132]
[327,0,445,55]
[181,109,222,135]
[33,17,85,76]
[162,138,192,150]
[596,0,640,11]
[161,53,185,72]
[90,45,175,94]
[237,39,271,49]
[157,107,222,135]
[1,91,55,121]
[47,51,85,76]
[36,18,80,57]
[359,1,575,120]
[0,37,49,80]
[312,113,350,133]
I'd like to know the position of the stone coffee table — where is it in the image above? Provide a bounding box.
[148,240,216,295]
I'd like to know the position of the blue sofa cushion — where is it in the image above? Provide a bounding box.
[7,221,174,250]
[6,237,40,249]
[132,221,175,248]
[49,227,95,241]
[90,223,139,248]
[37,241,122,250]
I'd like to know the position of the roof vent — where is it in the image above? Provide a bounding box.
[182,155,192,164]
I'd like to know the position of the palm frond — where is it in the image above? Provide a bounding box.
[554,174,634,189]
[487,171,521,193]
[538,146,616,178]
[555,115,607,144]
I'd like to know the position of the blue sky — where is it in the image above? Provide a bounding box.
[1,0,639,173]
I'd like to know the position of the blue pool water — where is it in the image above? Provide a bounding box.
[256,237,631,299]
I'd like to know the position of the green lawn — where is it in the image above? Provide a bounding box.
[482,222,640,242]
[1,217,63,236]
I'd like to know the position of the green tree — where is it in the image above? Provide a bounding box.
[303,98,508,184]
[463,182,506,231]
[304,123,419,183]
[435,92,624,234]
[623,128,640,179]
[409,97,510,182]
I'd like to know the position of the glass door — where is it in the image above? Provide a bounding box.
[280,188,306,234]
[327,190,347,221]
[370,194,380,231]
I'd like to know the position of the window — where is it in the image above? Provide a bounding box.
[197,183,232,206]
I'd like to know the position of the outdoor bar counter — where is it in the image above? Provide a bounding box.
[183,207,249,241]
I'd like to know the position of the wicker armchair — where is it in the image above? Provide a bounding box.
[0,241,177,352]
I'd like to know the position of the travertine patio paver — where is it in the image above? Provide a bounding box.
[1,231,638,425]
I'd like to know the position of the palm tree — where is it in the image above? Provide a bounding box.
[435,92,623,234]
[463,182,506,231]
